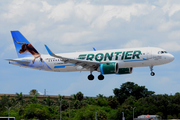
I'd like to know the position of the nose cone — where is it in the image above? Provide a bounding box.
[168,54,174,62]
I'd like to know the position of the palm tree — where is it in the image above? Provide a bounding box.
[15,92,25,106]
[28,94,39,104]
[55,94,65,106]
[43,96,54,106]
[29,89,39,95]
[76,92,83,101]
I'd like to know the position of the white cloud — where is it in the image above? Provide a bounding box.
[91,4,151,28]
[162,2,180,16]
[20,23,36,35]
[40,1,52,12]
[2,0,40,19]
[168,30,180,40]
[61,31,93,45]
[122,40,144,48]
[48,1,74,21]
[159,42,180,52]
[74,2,101,23]
[158,21,180,32]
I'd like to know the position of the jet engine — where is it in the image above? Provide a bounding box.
[97,62,119,74]
[117,67,133,74]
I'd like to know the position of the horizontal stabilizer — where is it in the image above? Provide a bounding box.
[5,59,31,65]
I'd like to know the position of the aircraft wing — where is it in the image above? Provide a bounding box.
[44,45,100,69]
[5,59,31,65]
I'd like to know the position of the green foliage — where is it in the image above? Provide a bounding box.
[61,100,69,111]
[97,110,107,120]
[42,96,54,106]
[74,105,108,120]
[76,91,84,101]
[156,112,163,119]
[74,100,82,109]
[85,97,96,105]
[23,103,52,119]
[96,97,108,107]
[55,94,64,103]
[113,82,155,104]
[0,95,12,110]
[15,92,25,106]
[107,96,119,109]
[1,82,180,119]
[73,105,97,120]
[28,94,39,104]
[29,89,39,95]
[167,115,173,119]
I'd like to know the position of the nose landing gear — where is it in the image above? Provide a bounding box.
[150,66,155,76]
[151,72,155,76]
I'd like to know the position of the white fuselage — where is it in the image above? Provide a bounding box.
[9,47,174,73]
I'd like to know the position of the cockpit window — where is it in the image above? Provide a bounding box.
[158,51,168,54]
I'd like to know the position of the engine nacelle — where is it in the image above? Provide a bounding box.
[117,67,133,74]
[97,62,118,74]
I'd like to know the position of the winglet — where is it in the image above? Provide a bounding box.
[44,45,54,55]
[93,47,96,51]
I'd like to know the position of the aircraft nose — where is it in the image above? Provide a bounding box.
[168,54,174,62]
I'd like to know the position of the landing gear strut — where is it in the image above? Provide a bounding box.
[98,74,104,80]
[150,66,155,76]
[88,67,94,80]
[87,67,105,80]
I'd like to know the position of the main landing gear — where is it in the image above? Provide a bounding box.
[87,74,105,80]
[98,74,104,80]
[150,66,155,76]
[88,74,94,80]
[88,68,104,80]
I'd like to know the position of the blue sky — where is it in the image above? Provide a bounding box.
[0,0,180,97]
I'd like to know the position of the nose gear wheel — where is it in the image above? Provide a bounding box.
[150,66,155,76]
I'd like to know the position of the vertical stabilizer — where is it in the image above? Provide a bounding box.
[11,31,42,64]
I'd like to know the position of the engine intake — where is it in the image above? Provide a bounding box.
[98,62,118,74]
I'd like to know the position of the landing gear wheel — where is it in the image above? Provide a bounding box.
[150,66,155,76]
[98,74,104,80]
[151,72,155,76]
[88,74,94,80]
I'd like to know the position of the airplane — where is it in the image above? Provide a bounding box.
[6,31,174,80]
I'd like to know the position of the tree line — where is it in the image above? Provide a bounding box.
[0,82,180,119]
